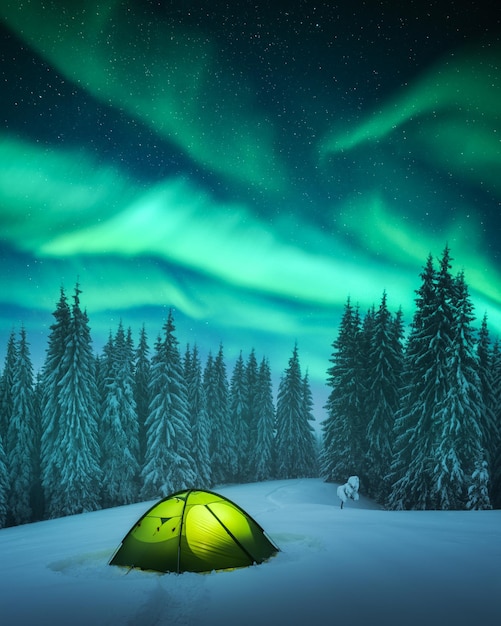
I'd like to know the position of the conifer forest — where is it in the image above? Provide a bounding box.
[1,246,500,527]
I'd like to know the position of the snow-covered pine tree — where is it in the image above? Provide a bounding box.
[31,372,44,521]
[320,298,364,483]
[134,324,150,466]
[55,285,102,516]
[7,327,36,525]
[466,459,492,510]
[276,344,316,479]
[357,305,376,487]
[391,307,405,371]
[433,271,487,509]
[97,331,115,399]
[248,357,276,481]
[204,344,237,485]
[389,247,483,510]
[299,370,319,476]
[244,349,260,482]
[0,435,8,527]
[184,344,212,489]
[95,331,114,455]
[388,253,445,510]
[476,315,500,478]
[364,292,403,502]
[100,322,140,507]
[491,340,501,508]
[229,352,248,482]
[141,310,196,498]
[0,331,17,444]
[40,287,72,518]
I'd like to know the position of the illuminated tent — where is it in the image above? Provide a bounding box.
[109,489,279,573]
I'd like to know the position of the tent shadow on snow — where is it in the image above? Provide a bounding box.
[109,489,280,574]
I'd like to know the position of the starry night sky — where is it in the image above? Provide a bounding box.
[0,1,500,413]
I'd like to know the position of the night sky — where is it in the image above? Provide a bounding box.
[0,1,499,414]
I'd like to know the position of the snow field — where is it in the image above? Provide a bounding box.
[0,478,500,626]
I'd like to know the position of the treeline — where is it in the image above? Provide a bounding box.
[1,245,500,526]
[321,246,501,510]
[0,287,317,528]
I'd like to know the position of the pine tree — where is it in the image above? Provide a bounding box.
[40,287,72,518]
[276,344,317,479]
[491,341,501,507]
[0,435,8,528]
[141,311,196,498]
[31,372,44,521]
[244,349,260,481]
[433,271,486,509]
[204,345,237,484]
[248,357,276,481]
[0,330,17,444]
[467,460,492,510]
[97,332,115,407]
[229,352,248,482]
[184,345,212,488]
[364,293,403,502]
[7,327,36,524]
[299,371,319,476]
[100,322,140,507]
[0,332,18,524]
[389,253,445,509]
[55,285,102,516]
[134,324,150,466]
[476,315,499,476]
[320,299,364,483]
[389,247,485,510]
[428,251,464,509]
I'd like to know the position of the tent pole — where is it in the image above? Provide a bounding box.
[176,490,191,573]
[204,505,257,565]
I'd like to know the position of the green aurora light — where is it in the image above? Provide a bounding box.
[0,1,499,393]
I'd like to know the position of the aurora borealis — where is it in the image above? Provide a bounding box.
[0,1,499,410]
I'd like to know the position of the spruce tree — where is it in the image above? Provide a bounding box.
[141,311,196,498]
[229,352,248,482]
[97,332,115,407]
[476,315,499,476]
[467,459,492,510]
[388,253,444,509]
[0,331,17,444]
[0,435,8,528]
[40,287,72,518]
[364,293,403,502]
[134,324,150,466]
[276,344,317,479]
[299,371,319,476]
[203,345,237,484]
[433,271,486,509]
[55,285,102,516]
[389,247,484,510]
[248,357,276,481]
[491,340,501,507]
[320,299,364,483]
[7,327,36,524]
[184,344,212,488]
[244,349,260,481]
[100,322,140,507]
[31,372,44,521]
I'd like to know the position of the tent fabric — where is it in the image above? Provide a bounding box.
[109,489,279,573]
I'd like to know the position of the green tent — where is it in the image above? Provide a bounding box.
[109,489,279,573]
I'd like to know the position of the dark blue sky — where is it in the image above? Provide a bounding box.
[0,0,499,412]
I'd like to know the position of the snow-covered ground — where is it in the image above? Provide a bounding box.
[1,478,500,626]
